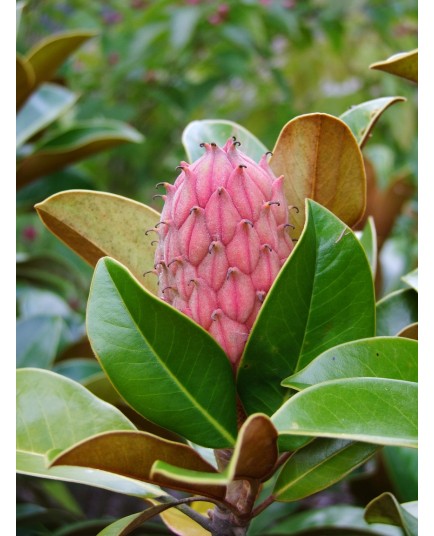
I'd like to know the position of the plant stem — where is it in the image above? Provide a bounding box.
[251,494,275,518]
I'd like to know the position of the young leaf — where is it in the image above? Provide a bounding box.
[365,493,418,536]
[87,257,238,448]
[17,121,143,187]
[51,430,226,500]
[359,216,378,278]
[273,439,379,502]
[272,378,417,448]
[16,369,160,498]
[237,200,375,415]
[182,119,267,163]
[370,50,418,83]
[376,289,418,336]
[269,114,366,239]
[35,190,160,295]
[16,83,77,148]
[151,414,278,487]
[340,97,405,148]
[282,337,418,390]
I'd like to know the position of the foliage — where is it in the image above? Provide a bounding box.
[17,2,418,535]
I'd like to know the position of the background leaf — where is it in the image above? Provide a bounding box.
[26,30,97,87]
[359,216,378,278]
[16,83,78,148]
[370,50,418,83]
[382,447,418,503]
[17,121,144,187]
[376,288,418,336]
[340,97,405,148]
[87,257,238,448]
[273,439,379,502]
[272,378,417,448]
[16,315,64,369]
[35,190,159,295]
[237,200,375,415]
[182,119,267,163]
[402,268,418,292]
[282,337,417,390]
[16,369,161,498]
[16,54,35,110]
[364,492,418,536]
[269,114,366,239]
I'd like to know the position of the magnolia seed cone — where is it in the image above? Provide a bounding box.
[152,138,294,368]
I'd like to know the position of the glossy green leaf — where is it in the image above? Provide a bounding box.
[53,358,102,383]
[16,83,77,148]
[370,50,418,83]
[269,114,366,239]
[273,438,379,502]
[51,430,226,500]
[16,315,64,369]
[237,200,375,415]
[282,337,417,390]
[35,190,159,295]
[17,54,35,110]
[365,493,418,536]
[264,505,402,535]
[87,257,238,448]
[340,97,405,148]
[16,369,160,498]
[382,447,418,503]
[182,119,267,162]
[359,216,377,278]
[273,378,417,448]
[26,30,97,87]
[376,289,418,336]
[17,121,144,187]
[402,269,418,292]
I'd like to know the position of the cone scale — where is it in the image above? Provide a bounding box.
[153,138,294,368]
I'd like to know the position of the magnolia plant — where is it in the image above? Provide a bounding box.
[16,52,418,536]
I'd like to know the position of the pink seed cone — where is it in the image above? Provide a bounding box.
[152,138,294,368]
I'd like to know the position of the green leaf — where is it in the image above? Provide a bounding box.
[87,257,238,448]
[270,114,366,239]
[272,378,417,448]
[17,120,144,188]
[35,190,159,295]
[237,200,375,415]
[16,2,25,35]
[376,289,418,336]
[382,447,418,503]
[16,315,64,369]
[273,438,379,502]
[53,358,102,383]
[402,269,418,292]
[340,97,406,148]
[16,369,160,498]
[282,337,418,390]
[370,50,418,83]
[16,54,35,110]
[26,30,98,87]
[50,430,226,500]
[16,83,77,148]
[263,505,402,535]
[359,216,378,278]
[182,119,267,163]
[364,493,418,536]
